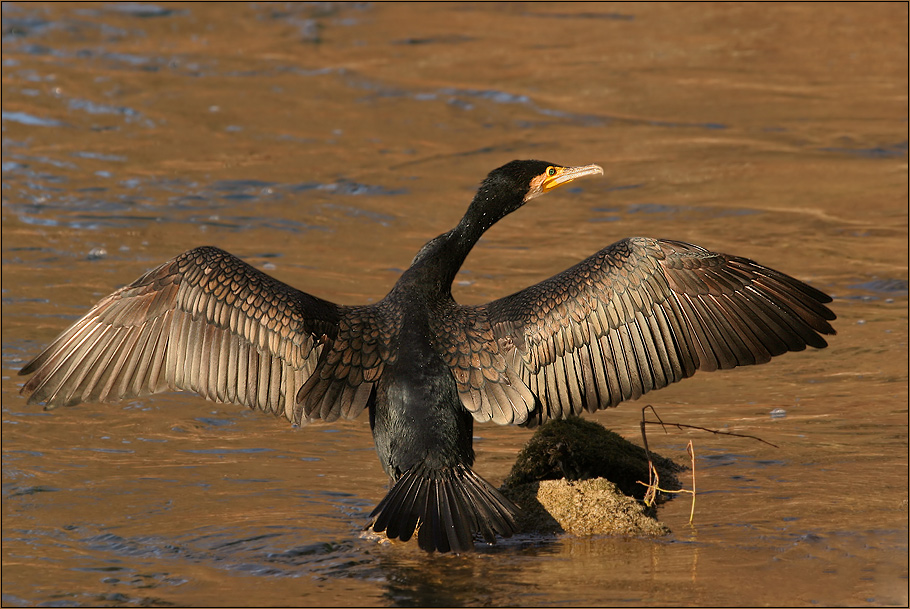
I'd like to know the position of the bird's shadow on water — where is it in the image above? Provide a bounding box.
[369,552,525,607]
[330,536,560,608]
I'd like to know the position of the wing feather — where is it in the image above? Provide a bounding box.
[434,237,835,425]
[18,246,372,425]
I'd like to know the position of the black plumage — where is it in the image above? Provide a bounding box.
[19,159,836,553]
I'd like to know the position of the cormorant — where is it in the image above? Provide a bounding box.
[19,160,836,553]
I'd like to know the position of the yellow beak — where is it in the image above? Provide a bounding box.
[525,163,604,202]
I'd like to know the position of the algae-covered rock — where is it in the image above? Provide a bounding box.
[501,417,683,538]
[503,478,670,537]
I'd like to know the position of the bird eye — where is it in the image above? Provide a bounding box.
[547,167,557,177]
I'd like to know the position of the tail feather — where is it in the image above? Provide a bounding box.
[442,476,475,551]
[370,462,518,553]
[456,468,516,542]
[382,471,422,542]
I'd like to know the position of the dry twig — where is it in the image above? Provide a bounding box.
[637,404,777,524]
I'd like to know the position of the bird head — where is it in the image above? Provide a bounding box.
[468,160,604,230]
[407,160,604,284]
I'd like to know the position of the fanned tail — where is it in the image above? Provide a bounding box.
[369,462,518,553]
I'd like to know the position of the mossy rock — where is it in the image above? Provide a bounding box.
[503,478,670,537]
[501,417,683,538]
[504,417,682,499]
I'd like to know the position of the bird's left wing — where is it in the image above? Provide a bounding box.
[434,237,835,426]
[19,246,343,424]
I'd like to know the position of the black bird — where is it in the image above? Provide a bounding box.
[19,160,836,553]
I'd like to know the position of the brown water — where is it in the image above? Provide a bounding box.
[2,2,907,606]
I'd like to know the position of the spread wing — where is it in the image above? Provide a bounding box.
[435,237,836,426]
[18,246,381,425]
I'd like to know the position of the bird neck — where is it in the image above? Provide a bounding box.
[395,186,522,300]
[398,209,494,300]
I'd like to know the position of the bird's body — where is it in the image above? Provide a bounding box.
[19,160,836,553]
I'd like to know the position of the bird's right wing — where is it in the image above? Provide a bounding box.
[19,246,349,425]
[435,237,836,426]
